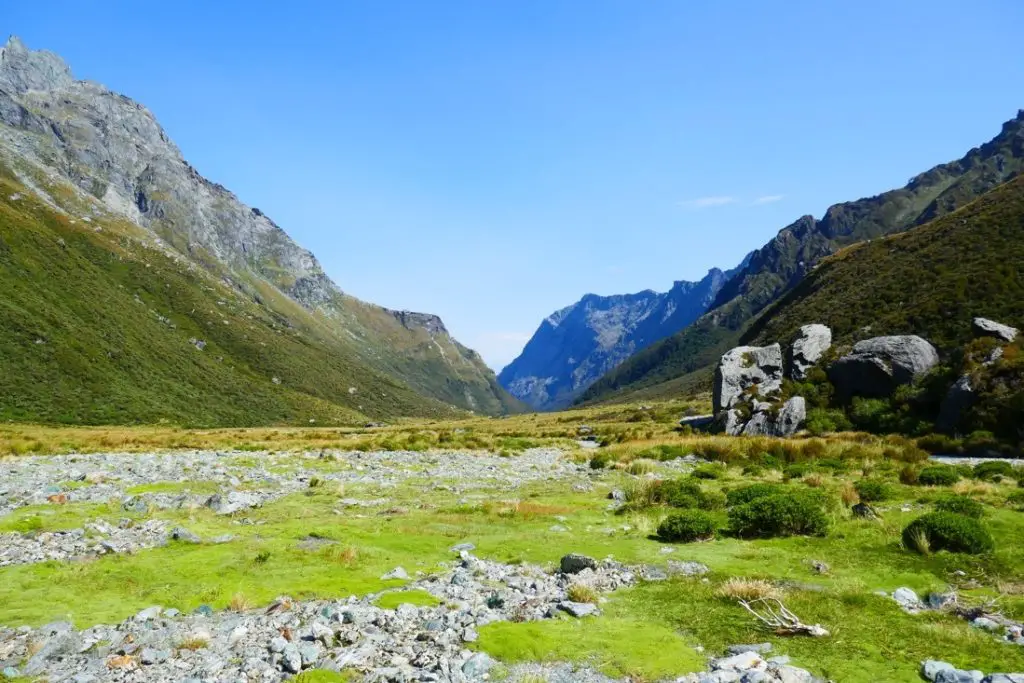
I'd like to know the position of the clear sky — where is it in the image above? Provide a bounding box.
[6,1,1023,370]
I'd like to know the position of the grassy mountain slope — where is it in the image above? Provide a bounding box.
[580,111,1024,405]
[744,175,1024,351]
[0,36,520,419]
[0,161,468,426]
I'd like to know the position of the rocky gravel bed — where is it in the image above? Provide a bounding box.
[0,519,169,568]
[0,448,588,518]
[0,448,599,567]
[0,547,823,683]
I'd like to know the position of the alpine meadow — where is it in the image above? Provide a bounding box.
[2,6,1024,683]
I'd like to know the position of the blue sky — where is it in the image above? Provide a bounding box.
[6,1,1023,370]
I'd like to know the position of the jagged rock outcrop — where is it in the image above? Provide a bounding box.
[713,344,783,413]
[972,317,1018,343]
[0,36,519,418]
[829,336,939,398]
[790,324,832,380]
[500,264,745,409]
[939,317,1019,433]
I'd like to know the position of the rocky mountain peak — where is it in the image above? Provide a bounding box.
[0,35,73,94]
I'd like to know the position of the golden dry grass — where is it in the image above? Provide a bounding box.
[716,578,783,602]
[567,583,599,604]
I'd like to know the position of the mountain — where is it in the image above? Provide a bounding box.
[744,174,1024,353]
[0,36,522,425]
[499,265,740,409]
[579,110,1024,405]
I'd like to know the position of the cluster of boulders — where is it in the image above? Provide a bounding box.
[0,519,170,568]
[712,324,831,436]
[710,316,1020,437]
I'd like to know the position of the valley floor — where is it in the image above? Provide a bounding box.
[1,405,1024,682]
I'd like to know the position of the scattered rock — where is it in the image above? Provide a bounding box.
[381,567,410,581]
[972,318,1018,343]
[560,553,597,574]
[557,601,599,618]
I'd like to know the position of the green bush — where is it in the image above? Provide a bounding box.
[917,466,961,487]
[805,408,853,436]
[853,479,891,502]
[933,495,985,518]
[783,463,811,481]
[1007,491,1024,510]
[652,479,724,510]
[657,510,717,543]
[741,463,765,477]
[589,453,610,470]
[964,431,1001,456]
[691,463,726,480]
[726,483,787,508]
[901,512,994,554]
[973,460,1015,481]
[728,491,830,538]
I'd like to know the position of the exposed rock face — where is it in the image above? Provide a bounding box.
[972,317,1019,343]
[500,266,743,409]
[790,324,832,380]
[829,335,939,398]
[938,375,974,434]
[0,36,516,416]
[713,344,783,412]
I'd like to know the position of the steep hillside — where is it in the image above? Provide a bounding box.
[499,267,735,409]
[580,110,1024,405]
[0,36,520,421]
[744,175,1024,351]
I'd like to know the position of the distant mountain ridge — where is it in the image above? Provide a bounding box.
[579,110,1024,406]
[0,36,522,424]
[499,263,745,409]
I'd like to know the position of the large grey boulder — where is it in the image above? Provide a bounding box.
[790,324,832,380]
[774,396,806,436]
[972,317,1018,343]
[713,344,783,412]
[829,335,939,398]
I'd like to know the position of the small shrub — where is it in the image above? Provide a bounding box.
[783,463,810,481]
[716,577,782,601]
[917,433,962,454]
[308,476,324,489]
[854,479,891,502]
[177,636,209,651]
[657,510,717,543]
[901,512,994,555]
[728,491,830,538]
[566,583,599,604]
[917,466,960,487]
[839,481,858,506]
[228,593,252,612]
[899,465,921,485]
[589,453,610,470]
[1007,491,1024,510]
[973,461,1015,481]
[692,463,726,480]
[726,483,786,508]
[934,495,985,519]
[741,463,765,477]
[803,473,826,487]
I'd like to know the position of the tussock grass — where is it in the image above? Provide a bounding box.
[567,584,599,604]
[716,578,783,602]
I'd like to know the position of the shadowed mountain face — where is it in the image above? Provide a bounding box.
[579,110,1024,406]
[499,265,742,409]
[0,36,523,424]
